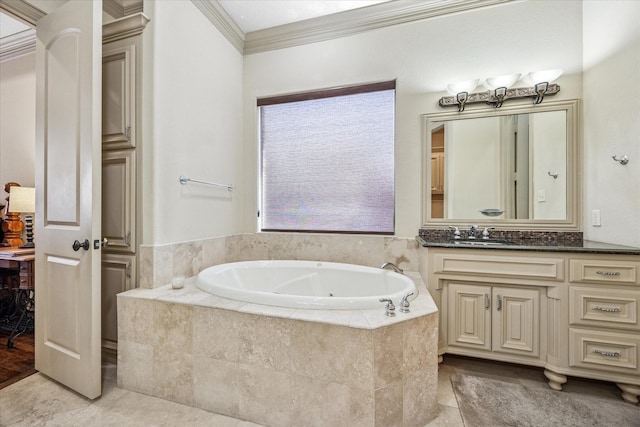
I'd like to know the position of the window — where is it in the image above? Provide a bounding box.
[258,81,395,234]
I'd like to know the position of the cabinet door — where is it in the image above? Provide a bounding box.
[430,153,444,193]
[447,283,491,350]
[102,42,135,149]
[102,253,136,358]
[493,287,540,357]
[102,149,136,253]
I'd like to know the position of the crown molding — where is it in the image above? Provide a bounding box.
[104,0,125,19]
[0,28,35,62]
[103,12,149,44]
[191,0,245,54]
[123,0,143,16]
[243,0,512,55]
[99,0,144,19]
[0,0,44,26]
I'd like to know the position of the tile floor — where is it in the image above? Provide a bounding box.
[0,354,632,426]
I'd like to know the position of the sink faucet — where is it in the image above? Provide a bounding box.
[482,227,495,240]
[468,224,478,239]
[380,262,403,274]
[449,226,461,239]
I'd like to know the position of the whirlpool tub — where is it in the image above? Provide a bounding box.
[195,260,417,310]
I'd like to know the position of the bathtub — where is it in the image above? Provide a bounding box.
[195,260,417,310]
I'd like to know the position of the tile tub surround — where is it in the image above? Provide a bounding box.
[117,272,439,426]
[139,233,420,289]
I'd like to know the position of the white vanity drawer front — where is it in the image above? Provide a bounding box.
[569,287,639,330]
[434,253,564,281]
[570,259,639,285]
[569,328,640,375]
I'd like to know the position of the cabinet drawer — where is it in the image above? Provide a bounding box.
[569,328,640,375]
[434,253,564,281]
[570,259,639,285]
[19,262,33,274]
[569,287,639,330]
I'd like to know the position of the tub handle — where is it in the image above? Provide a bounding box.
[399,292,415,313]
[380,298,396,317]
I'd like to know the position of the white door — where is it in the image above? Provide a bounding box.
[34,0,103,399]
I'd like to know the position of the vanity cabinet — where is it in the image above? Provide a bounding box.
[564,258,640,403]
[421,247,640,403]
[426,249,558,366]
[101,13,148,362]
[447,283,540,358]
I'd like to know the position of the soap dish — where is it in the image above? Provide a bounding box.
[480,209,504,217]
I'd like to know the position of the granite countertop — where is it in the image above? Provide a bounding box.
[416,235,640,255]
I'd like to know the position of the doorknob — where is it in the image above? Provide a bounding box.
[72,239,90,251]
[94,238,108,249]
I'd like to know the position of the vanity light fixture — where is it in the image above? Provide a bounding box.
[485,74,520,108]
[446,79,479,112]
[524,69,563,104]
[439,69,562,111]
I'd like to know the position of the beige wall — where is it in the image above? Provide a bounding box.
[2,1,638,246]
[241,0,584,238]
[582,1,640,247]
[0,53,36,190]
[141,0,244,244]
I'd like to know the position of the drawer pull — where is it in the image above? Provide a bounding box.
[593,349,621,358]
[596,271,621,277]
[593,306,621,313]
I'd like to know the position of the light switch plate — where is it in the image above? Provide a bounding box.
[591,209,601,226]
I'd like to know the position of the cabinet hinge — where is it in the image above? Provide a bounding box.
[126,262,132,278]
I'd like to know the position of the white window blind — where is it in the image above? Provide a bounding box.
[259,82,395,234]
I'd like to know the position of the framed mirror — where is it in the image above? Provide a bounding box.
[422,99,580,230]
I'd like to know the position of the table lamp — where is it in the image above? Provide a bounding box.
[8,186,35,248]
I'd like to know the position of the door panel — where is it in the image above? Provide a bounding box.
[447,283,491,350]
[102,150,135,252]
[35,0,103,399]
[493,287,540,356]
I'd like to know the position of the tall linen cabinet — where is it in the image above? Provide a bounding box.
[101,14,148,362]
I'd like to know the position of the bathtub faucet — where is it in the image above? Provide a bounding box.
[379,298,396,317]
[400,292,415,313]
[380,262,403,274]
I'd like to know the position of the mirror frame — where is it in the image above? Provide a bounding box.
[422,99,581,231]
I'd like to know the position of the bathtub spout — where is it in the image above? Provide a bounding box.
[380,262,403,274]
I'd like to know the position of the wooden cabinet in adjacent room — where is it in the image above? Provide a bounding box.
[101,13,148,362]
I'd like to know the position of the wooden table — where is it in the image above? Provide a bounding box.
[0,247,35,348]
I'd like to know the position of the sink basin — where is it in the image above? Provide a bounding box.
[450,239,514,246]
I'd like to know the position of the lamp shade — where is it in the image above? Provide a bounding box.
[485,73,521,90]
[524,69,563,85]
[446,79,479,95]
[8,186,35,213]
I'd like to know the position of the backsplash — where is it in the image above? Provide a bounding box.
[139,233,420,288]
[418,228,584,246]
